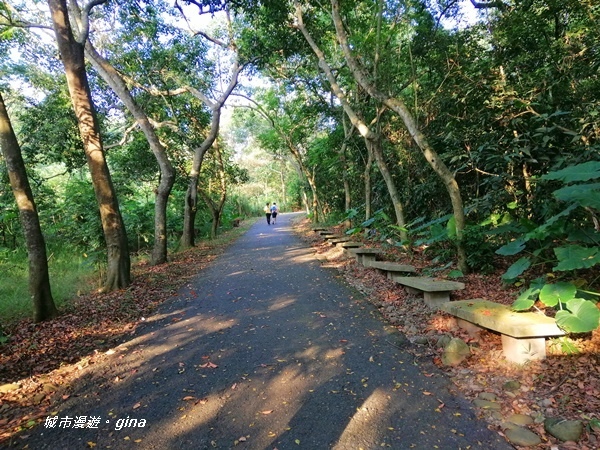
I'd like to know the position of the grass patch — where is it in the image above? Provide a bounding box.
[0,218,258,325]
[0,247,96,324]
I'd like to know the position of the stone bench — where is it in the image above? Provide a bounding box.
[328,236,353,245]
[369,261,417,278]
[337,241,363,249]
[322,234,345,241]
[392,276,464,308]
[312,227,328,232]
[440,299,566,364]
[318,231,335,236]
[347,248,383,266]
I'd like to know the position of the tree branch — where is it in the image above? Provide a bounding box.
[193,29,228,48]
[469,0,507,10]
[77,0,108,43]
[104,121,139,149]
[0,3,52,31]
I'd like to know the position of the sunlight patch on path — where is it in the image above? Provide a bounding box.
[268,295,297,311]
[333,388,393,449]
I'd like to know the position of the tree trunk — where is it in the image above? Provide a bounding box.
[307,172,320,223]
[0,93,58,322]
[339,119,353,229]
[182,173,199,248]
[48,0,130,290]
[279,159,287,210]
[200,141,227,239]
[85,43,175,265]
[288,143,320,222]
[294,7,406,232]
[367,136,408,240]
[364,138,373,222]
[181,108,221,248]
[329,0,468,272]
[290,161,311,215]
[302,191,310,214]
[181,56,241,247]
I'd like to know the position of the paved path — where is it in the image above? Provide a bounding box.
[23,213,511,449]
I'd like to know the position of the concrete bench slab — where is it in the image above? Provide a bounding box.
[322,234,345,241]
[329,236,352,245]
[318,231,335,236]
[392,276,464,308]
[348,248,383,255]
[369,261,417,276]
[347,248,383,266]
[339,241,363,249]
[440,299,565,364]
[312,227,328,232]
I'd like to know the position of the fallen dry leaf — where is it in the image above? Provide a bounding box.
[199,362,218,369]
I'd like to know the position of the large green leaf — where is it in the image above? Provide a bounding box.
[512,287,539,311]
[360,216,377,227]
[525,204,579,240]
[447,269,464,279]
[501,257,531,281]
[496,238,527,256]
[554,245,600,271]
[555,298,600,333]
[567,229,600,244]
[539,282,577,307]
[552,183,600,209]
[541,161,600,183]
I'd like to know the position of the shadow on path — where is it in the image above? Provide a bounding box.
[19,213,511,449]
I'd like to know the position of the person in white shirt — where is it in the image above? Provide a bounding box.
[270,203,279,224]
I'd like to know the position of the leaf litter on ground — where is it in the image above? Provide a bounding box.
[0,223,251,444]
[294,218,600,450]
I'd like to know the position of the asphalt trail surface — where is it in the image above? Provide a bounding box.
[21,213,512,449]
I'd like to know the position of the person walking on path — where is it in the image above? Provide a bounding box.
[20,212,512,450]
[263,202,272,225]
[270,202,279,224]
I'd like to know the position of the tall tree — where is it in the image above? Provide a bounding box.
[199,139,228,238]
[292,4,408,236]
[83,37,176,266]
[339,117,354,227]
[237,89,326,222]
[180,63,242,246]
[327,0,467,271]
[180,6,242,247]
[0,92,58,322]
[47,0,130,290]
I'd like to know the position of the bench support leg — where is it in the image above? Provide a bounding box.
[361,255,377,267]
[423,291,450,308]
[402,286,421,296]
[501,335,546,364]
[456,318,482,337]
[388,273,403,283]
